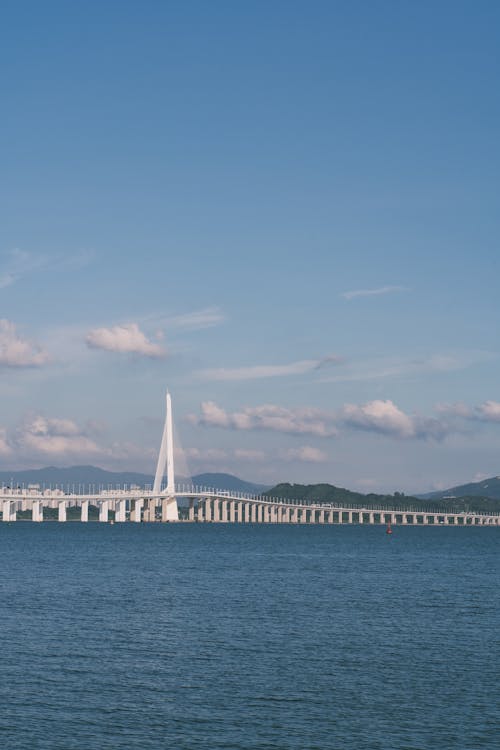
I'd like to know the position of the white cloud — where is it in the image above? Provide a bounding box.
[435,402,473,418]
[196,355,341,381]
[0,248,92,290]
[476,400,500,422]
[319,351,493,385]
[0,428,12,456]
[284,446,328,463]
[86,323,166,358]
[17,416,101,457]
[0,319,50,367]
[342,285,409,300]
[341,399,416,438]
[0,249,48,289]
[342,399,448,440]
[165,307,225,330]
[234,449,266,461]
[0,414,156,469]
[190,399,449,441]
[436,400,500,424]
[190,401,338,437]
[186,447,228,461]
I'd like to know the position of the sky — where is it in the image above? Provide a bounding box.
[1,1,499,493]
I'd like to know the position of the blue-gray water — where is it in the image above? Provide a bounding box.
[1,524,498,749]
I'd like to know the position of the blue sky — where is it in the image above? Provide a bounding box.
[1,1,499,493]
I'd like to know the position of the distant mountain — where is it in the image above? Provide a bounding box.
[189,473,270,495]
[0,465,153,488]
[419,475,500,501]
[0,465,269,495]
[265,482,500,514]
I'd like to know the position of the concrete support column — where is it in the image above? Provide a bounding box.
[220,500,228,522]
[423,515,429,525]
[32,500,43,522]
[263,505,270,523]
[2,500,15,522]
[391,513,396,524]
[228,500,235,522]
[337,510,342,524]
[133,499,143,522]
[197,500,204,522]
[99,500,109,523]
[290,507,298,523]
[205,498,212,522]
[213,499,220,523]
[115,499,126,522]
[309,508,316,524]
[348,511,353,524]
[318,509,325,523]
[58,501,67,522]
[250,503,256,523]
[444,515,449,525]
[402,514,408,525]
[358,511,364,524]
[144,498,156,522]
[188,498,195,521]
[81,499,89,522]
[369,512,375,524]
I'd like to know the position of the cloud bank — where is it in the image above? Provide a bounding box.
[196,355,342,381]
[189,399,450,441]
[0,319,50,367]
[342,285,408,300]
[86,323,166,358]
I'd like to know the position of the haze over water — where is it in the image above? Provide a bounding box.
[1,523,498,749]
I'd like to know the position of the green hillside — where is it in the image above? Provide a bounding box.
[265,482,500,514]
[419,475,500,501]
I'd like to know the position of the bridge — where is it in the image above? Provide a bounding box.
[1,392,499,526]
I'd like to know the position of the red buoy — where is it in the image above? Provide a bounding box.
[386,522,393,535]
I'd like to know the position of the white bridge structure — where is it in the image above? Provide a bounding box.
[1,392,499,527]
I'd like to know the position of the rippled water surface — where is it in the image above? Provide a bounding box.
[0,523,498,749]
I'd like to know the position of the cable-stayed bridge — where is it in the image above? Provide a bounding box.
[1,393,499,526]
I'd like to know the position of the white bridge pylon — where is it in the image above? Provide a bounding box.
[152,390,179,521]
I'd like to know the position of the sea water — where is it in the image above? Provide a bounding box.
[0,523,498,749]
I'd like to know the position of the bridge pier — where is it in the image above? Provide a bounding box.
[188,498,195,521]
[2,500,16,522]
[58,501,67,522]
[32,500,43,522]
[81,499,89,522]
[205,498,212,522]
[99,501,109,523]
[115,499,126,522]
[213,499,220,523]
